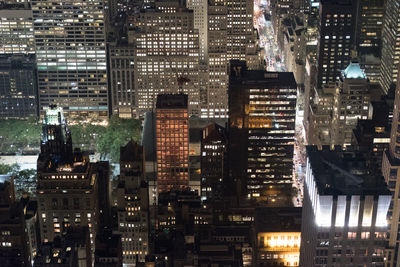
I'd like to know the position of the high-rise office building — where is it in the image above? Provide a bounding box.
[203,0,255,119]
[117,140,149,264]
[31,0,108,118]
[200,123,226,202]
[228,61,297,204]
[379,0,400,93]
[37,106,99,250]
[382,63,400,266]
[307,62,372,147]
[300,146,390,267]
[108,44,135,118]
[0,7,34,55]
[129,1,200,117]
[0,55,37,118]
[0,5,38,119]
[225,0,253,61]
[186,0,208,62]
[331,61,371,146]
[316,0,355,89]
[204,0,228,119]
[156,94,189,193]
[355,0,384,52]
[355,0,384,87]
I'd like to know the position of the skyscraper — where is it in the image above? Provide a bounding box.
[108,44,135,118]
[228,61,297,204]
[316,0,355,89]
[186,0,208,62]
[156,94,189,192]
[200,123,226,202]
[331,61,371,146]
[129,1,200,117]
[37,106,99,250]
[382,63,400,266]
[203,0,255,119]
[225,0,253,61]
[379,0,400,93]
[0,55,37,118]
[117,140,149,264]
[300,146,390,267]
[204,0,228,118]
[31,0,108,118]
[0,7,34,55]
[0,4,38,119]
[355,0,384,52]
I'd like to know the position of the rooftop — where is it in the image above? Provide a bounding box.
[342,62,367,79]
[229,60,297,89]
[120,140,143,163]
[254,207,302,233]
[156,93,188,109]
[306,146,390,196]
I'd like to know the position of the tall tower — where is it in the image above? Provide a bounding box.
[228,61,297,204]
[203,0,255,119]
[382,63,400,266]
[37,106,99,254]
[0,5,38,118]
[379,0,400,93]
[117,141,149,264]
[186,0,208,62]
[156,94,189,193]
[316,0,355,89]
[31,0,108,119]
[130,1,200,117]
[204,0,228,118]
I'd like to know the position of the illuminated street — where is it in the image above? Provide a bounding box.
[254,0,285,72]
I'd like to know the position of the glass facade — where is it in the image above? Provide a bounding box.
[156,94,189,192]
[31,0,108,117]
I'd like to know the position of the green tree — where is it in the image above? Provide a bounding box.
[0,163,20,174]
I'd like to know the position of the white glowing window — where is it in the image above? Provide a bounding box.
[316,195,333,227]
[362,196,374,227]
[376,195,391,227]
[335,195,346,227]
[348,196,360,227]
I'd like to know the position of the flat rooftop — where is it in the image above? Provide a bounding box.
[156,93,188,109]
[306,146,390,196]
[229,60,297,89]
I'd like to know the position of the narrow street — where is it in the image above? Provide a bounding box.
[254,0,286,72]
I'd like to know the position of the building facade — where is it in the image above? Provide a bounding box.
[254,207,302,267]
[129,1,200,117]
[381,62,400,266]
[316,0,355,89]
[0,55,37,118]
[108,44,135,118]
[0,7,34,55]
[36,107,99,251]
[0,176,30,267]
[117,141,149,264]
[331,62,371,146]
[31,0,108,118]
[228,61,297,204]
[379,0,400,93]
[156,94,189,192]
[200,123,226,202]
[300,146,390,267]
